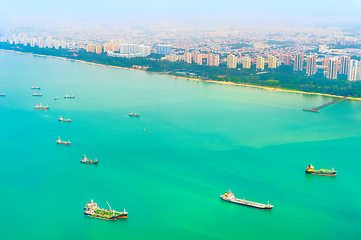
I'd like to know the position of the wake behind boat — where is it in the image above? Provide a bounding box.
[220,190,273,210]
[34,103,49,109]
[58,116,72,122]
[56,137,71,145]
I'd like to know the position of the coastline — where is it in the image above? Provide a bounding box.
[3,49,361,101]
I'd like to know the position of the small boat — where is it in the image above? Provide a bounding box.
[56,137,71,145]
[129,112,139,117]
[34,103,49,109]
[0,93,5,97]
[81,154,98,164]
[32,93,42,96]
[54,97,58,100]
[64,94,75,98]
[305,164,337,176]
[58,115,72,122]
[220,190,273,210]
[31,86,40,90]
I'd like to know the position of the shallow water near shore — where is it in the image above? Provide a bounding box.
[0,51,361,239]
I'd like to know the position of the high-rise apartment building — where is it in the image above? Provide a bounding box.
[347,60,359,81]
[184,52,192,64]
[340,56,350,75]
[96,45,103,54]
[165,54,179,62]
[306,55,317,76]
[293,53,304,71]
[243,57,251,69]
[86,44,96,53]
[325,59,338,79]
[284,55,291,65]
[157,44,171,55]
[193,51,203,65]
[256,57,265,70]
[227,54,237,68]
[268,56,277,69]
[103,43,113,52]
[207,53,220,66]
[113,43,120,52]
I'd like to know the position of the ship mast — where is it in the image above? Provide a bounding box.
[106,201,112,210]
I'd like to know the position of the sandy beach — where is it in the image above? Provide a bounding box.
[3,49,361,101]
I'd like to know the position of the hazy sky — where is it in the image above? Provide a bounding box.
[1,0,361,25]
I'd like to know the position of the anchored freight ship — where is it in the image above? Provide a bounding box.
[84,199,128,220]
[56,137,71,145]
[0,93,5,97]
[305,164,337,176]
[31,86,40,89]
[32,93,42,96]
[58,116,72,122]
[34,103,49,109]
[64,94,75,98]
[220,190,273,210]
[81,155,98,164]
[129,112,139,117]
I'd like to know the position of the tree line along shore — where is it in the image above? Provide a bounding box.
[2,42,361,98]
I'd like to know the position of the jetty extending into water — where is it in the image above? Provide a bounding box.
[303,96,348,113]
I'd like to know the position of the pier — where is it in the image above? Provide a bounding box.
[303,96,348,113]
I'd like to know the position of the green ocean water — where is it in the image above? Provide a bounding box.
[0,50,360,239]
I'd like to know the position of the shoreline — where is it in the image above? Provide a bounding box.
[2,49,361,101]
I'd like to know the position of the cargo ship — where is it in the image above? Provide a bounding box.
[33,93,42,97]
[31,86,40,89]
[58,116,72,122]
[0,93,5,97]
[220,190,273,210]
[84,199,128,220]
[56,137,71,145]
[34,103,49,109]
[305,164,337,176]
[129,112,139,117]
[81,154,98,164]
[64,94,75,98]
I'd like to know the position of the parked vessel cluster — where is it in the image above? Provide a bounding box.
[23,84,341,220]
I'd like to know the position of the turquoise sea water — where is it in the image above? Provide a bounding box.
[0,51,361,239]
